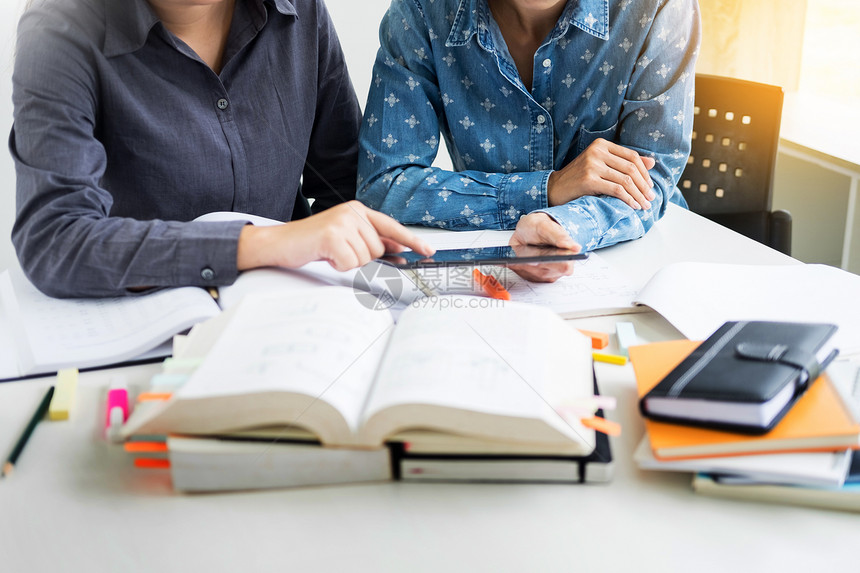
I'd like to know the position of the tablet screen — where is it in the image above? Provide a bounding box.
[379,245,586,268]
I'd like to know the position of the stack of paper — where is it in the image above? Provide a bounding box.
[630,342,860,512]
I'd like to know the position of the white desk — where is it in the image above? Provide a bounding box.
[0,206,852,573]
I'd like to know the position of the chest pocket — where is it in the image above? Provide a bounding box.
[576,122,619,155]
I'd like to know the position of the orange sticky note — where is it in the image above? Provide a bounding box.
[136,392,173,402]
[124,442,169,454]
[472,269,511,300]
[133,458,171,469]
[581,416,622,436]
[577,329,609,349]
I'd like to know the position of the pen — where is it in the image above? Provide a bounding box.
[472,268,511,300]
[2,386,54,478]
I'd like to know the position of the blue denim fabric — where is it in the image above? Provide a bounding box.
[358,0,700,250]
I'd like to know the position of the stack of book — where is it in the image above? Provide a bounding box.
[121,287,616,493]
[631,328,860,513]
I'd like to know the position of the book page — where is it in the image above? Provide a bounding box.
[362,297,595,442]
[491,252,641,318]
[0,268,220,377]
[177,288,395,435]
[407,251,640,318]
[634,262,860,356]
[219,262,426,313]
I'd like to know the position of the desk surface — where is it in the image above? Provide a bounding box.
[0,206,850,573]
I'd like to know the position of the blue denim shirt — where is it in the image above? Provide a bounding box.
[358,0,700,250]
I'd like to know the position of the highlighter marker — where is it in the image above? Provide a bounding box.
[105,376,129,442]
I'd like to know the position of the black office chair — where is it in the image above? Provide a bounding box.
[679,74,792,255]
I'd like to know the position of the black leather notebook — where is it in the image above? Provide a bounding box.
[639,321,839,434]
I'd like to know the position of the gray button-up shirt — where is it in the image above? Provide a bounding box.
[10,0,361,297]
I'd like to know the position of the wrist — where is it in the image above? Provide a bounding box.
[547,171,560,207]
[237,225,275,270]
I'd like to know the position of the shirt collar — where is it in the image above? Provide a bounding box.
[446,0,609,48]
[103,0,298,57]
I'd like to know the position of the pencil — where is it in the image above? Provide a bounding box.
[2,386,54,478]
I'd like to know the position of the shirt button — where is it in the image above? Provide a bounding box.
[542,58,552,68]
[201,267,216,281]
[216,98,229,111]
[537,115,546,124]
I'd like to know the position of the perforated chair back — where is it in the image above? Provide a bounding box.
[680,74,791,254]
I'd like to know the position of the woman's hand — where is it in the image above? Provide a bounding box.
[237,201,435,272]
[508,212,580,283]
[548,138,656,210]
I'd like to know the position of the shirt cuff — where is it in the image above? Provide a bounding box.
[175,220,246,287]
[497,171,551,227]
[534,203,600,251]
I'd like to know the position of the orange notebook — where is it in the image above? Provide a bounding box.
[630,340,860,460]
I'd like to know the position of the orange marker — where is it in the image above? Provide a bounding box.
[472,268,511,300]
[581,416,622,436]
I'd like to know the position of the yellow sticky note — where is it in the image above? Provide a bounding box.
[592,352,628,366]
[48,368,78,421]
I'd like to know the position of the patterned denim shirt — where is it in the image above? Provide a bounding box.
[357,0,701,250]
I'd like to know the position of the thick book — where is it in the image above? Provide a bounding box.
[630,340,860,460]
[396,421,613,484]
[395,373,613,483]
[639,321,838,433]
[123,288,599,454]
[166,436,392,493]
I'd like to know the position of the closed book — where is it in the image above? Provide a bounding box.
[397,424,613,484]
[630,340,860,460]
[396,375,614,484]
[639,321,838,433]
[692,451,860,513]
[167,436,392,493]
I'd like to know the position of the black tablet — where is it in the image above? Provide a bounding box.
[379,245,587,268]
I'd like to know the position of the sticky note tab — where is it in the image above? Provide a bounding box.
[124,442,169,454]
[133,458,171,469]
[592,352,628,366]
[49,368,78,421]
[149,373,190,390]
[581,416,622,436]
[615,322,637,357]
[577,329,609,350]
[136,392,173,402]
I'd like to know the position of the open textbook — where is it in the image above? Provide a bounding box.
[123,289,598,453]
[0,261,415,380]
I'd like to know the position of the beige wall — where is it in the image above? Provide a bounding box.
[697,0,807,91]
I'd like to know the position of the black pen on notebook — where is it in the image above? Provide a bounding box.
[2,386,54,478]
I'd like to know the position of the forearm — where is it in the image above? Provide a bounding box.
[13,204,245,298]
[358,164,550,230]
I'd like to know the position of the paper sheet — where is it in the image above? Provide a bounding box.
[634,262,860,356]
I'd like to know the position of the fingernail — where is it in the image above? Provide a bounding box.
[648,190,656,200]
